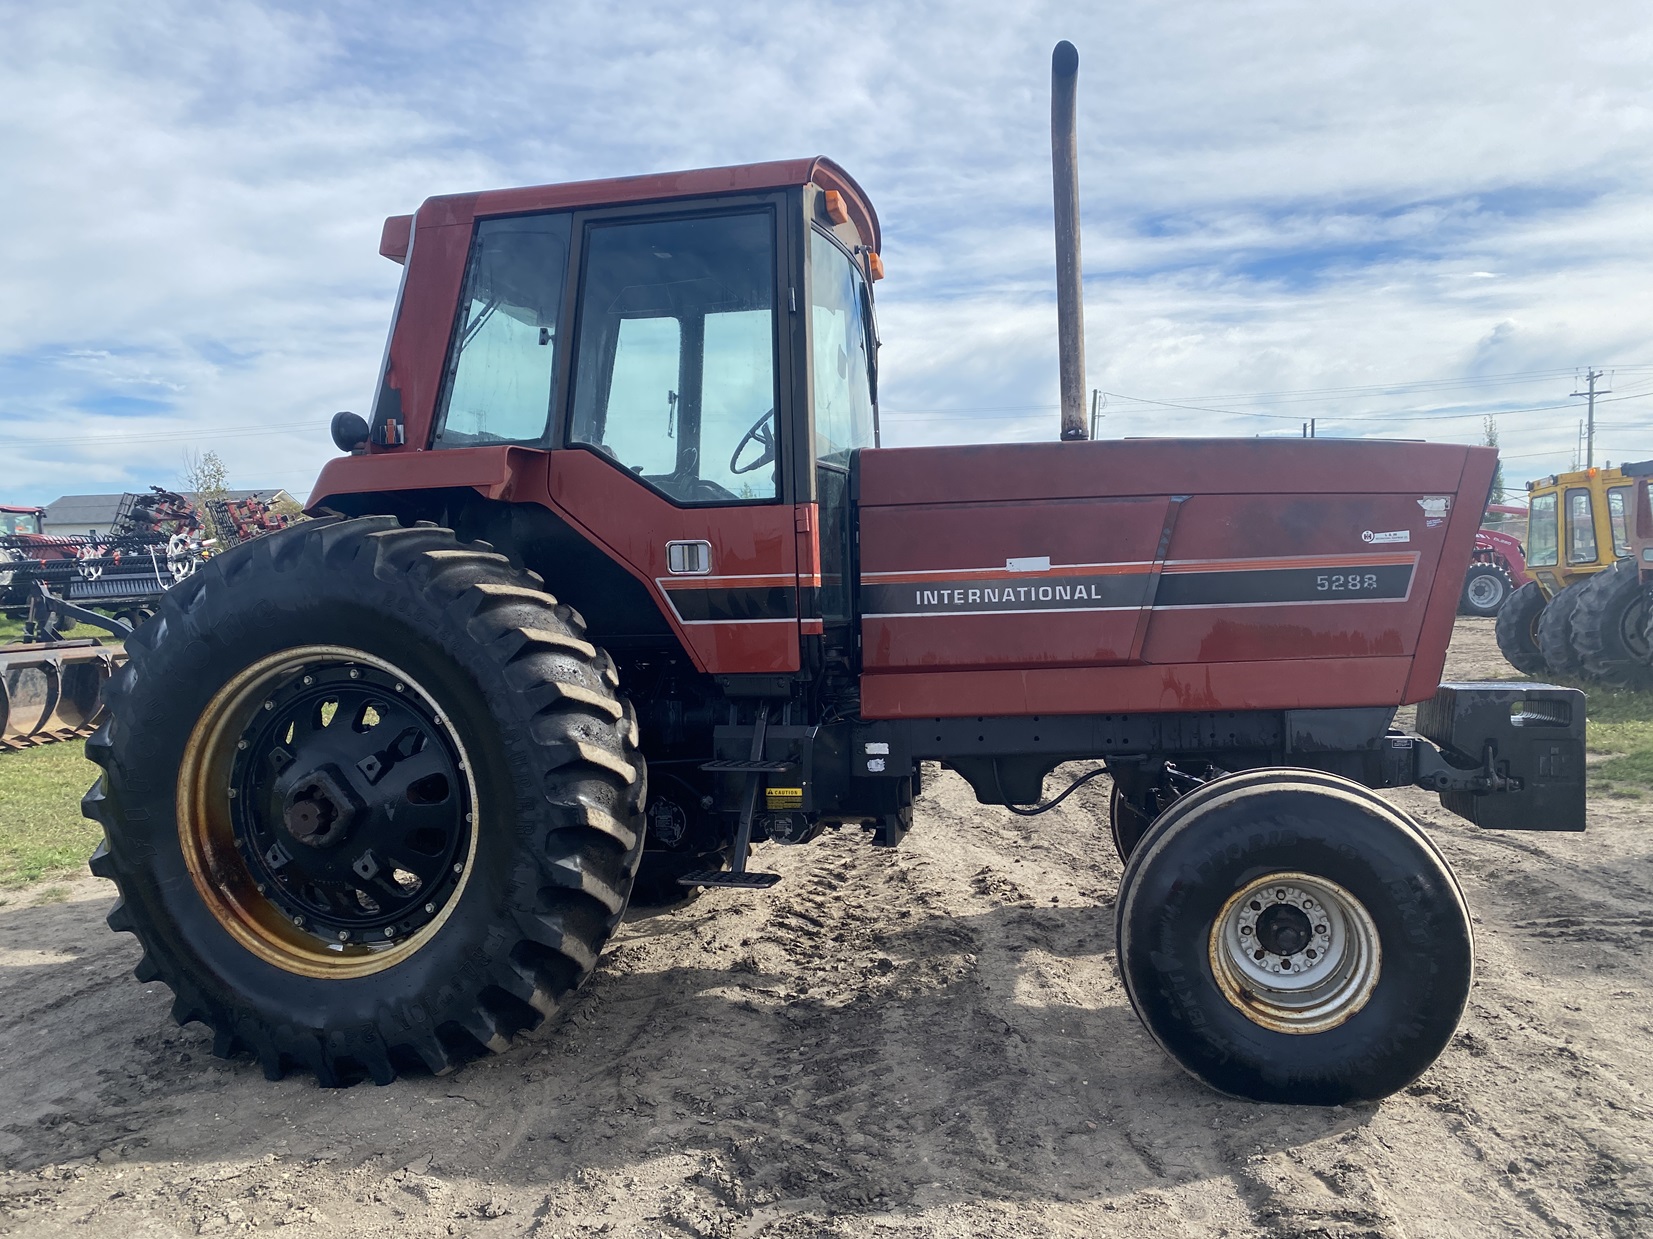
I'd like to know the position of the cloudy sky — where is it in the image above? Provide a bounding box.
[3,0,1651,509]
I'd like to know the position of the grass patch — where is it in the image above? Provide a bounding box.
[1583,684,1653,798]
[0,613,110,643]
[0,741,101,887]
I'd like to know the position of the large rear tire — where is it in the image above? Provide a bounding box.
[1116,769,1472,1105]
[1494,581,1549,674]
[1571,560,1653,689]
[1458,563,1512,617]
[83,517,645,1085]
[1536,580,1590,678]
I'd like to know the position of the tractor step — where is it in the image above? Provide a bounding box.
[677,869,783,889]
[700,758,794,773]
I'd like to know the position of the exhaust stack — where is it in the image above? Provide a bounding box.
[1051,40,1088,441]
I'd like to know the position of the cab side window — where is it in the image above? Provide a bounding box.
[1608,486,1629,558]
[1565,489,1597,564]
[433,214,571,447]
[569,211,780,504]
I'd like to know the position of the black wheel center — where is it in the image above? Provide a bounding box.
[228,659,471,943]
[1256,903,1313,956]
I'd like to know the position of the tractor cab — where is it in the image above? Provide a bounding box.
[0,505,45,537]
[319,159,880,681]
[1521,465,1634,597]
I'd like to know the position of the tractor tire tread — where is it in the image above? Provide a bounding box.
[81,515,644,1086]
[1571,560,1653,689]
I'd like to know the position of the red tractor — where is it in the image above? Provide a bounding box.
[83,60,1585,1106]
[1460,504,1529,617]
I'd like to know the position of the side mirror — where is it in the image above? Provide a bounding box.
[330,411,370,453]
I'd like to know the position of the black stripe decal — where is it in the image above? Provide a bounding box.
[1156,563,1413,607]
[664,585,797,623]
[860,562,1414,617]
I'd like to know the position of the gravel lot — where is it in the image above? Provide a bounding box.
[2,618,1650,1237]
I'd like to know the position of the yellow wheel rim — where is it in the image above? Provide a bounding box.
[177,645,479,978]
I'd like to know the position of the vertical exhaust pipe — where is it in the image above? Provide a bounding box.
[1051,40,1088,442]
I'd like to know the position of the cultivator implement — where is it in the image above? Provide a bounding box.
[0,581,130,751]
[0,640,122,749]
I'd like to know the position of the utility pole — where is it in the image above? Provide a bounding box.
[1089,388,1104,439]
[1570,369,1610,468]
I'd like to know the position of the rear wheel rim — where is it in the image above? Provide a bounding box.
[1209,871,1381,1034]
[177,645,479,978]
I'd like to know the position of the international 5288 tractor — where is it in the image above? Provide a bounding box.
[84,51,1587,1106]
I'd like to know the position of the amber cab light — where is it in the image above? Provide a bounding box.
[866,251,885,281]
[823,190,850,225]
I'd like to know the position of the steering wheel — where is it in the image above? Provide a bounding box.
[729,408,777,475]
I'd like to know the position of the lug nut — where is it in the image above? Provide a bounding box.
[394,683,405,693]
[384,927,396,939]
[227,788,238,798]
[1239,926,1252,936]
[337,931,349,942]
[263,700,275,711]
[424,903,436,914]
[237,740,248,751]
[302,675,313,686]
[453,863,464,874]
[348,669,360,679]
[293,915,305,927]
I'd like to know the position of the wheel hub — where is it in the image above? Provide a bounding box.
[282,768,358,847]
[178,646,479,976]
[1210,872,1381,1034]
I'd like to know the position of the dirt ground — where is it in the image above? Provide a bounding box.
[2,618,1650,1238]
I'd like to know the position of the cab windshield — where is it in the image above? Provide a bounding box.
[1527,493,1558,566]
[1,512,41,536]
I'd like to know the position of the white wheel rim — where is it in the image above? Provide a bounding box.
[1209,871,1381,1034]
[1467,573,1503,608]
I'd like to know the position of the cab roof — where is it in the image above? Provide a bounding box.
[380,157,879,263]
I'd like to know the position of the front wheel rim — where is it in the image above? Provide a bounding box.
[1467,574,1503,609]
[1209,871,1382,1034]
[177,645,479,978]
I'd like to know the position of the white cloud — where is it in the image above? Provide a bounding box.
[3,0,1652,507]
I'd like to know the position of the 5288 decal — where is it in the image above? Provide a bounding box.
[1317,572,1381,592]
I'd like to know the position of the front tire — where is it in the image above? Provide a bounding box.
[1495,581,1549,674]
[1458,563,1512,616]
[83,517,645,1084]
[1571,560,1653,689]
[1536,580,1590,678]
[1116,769,1472,1104]
[1108,782,1155,863]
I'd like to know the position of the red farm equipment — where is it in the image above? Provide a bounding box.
[82,46,1586,1105]
[1,488,218,749]
[1460,504,1529,617]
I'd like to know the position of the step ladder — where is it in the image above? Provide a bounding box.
[678,702,784,890]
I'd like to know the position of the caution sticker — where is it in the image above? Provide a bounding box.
[765,787,804,809]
